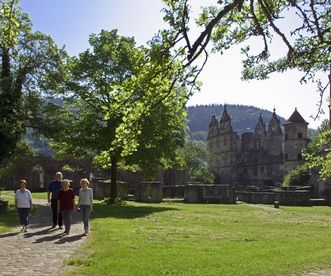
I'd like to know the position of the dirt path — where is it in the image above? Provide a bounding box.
[0,198,86,276]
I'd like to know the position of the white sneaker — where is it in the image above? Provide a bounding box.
[24,226,28,232]
[20,226,24,232]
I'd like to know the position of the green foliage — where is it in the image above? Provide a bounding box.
[162,0,330,110]
[0,140,35,178]
[283,164,311,187]
[184,140,214,183]
[0,0,66,162]
[304,129,331,179]
[103,197,127,206]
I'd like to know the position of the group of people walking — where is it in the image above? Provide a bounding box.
[14,171,93,236]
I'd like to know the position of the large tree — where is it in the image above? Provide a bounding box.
[0,0,66,162]
[51,30,187,199]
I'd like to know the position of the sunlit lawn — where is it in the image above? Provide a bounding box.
[64,201,331,276]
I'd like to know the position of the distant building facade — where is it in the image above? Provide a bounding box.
[207,106,309,185]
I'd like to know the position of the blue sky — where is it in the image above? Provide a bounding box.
[19,0,328,129]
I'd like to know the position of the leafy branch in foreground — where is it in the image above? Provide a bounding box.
[161,0,330,115]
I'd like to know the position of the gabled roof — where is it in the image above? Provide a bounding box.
[284,108,308,125]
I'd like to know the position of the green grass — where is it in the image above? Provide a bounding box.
[31,191,48,199]
[64,202,331,276]
[0,196,17,233]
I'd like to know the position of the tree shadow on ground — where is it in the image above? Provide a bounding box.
[90,202,179,220]
[0,232,20,238]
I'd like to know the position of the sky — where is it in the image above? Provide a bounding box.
[19,0,329,129]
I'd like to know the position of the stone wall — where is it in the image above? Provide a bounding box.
[92,180,128,200]
[163,185,185,198]
[0,157,92,192]
[135,182,163,203]
[236,191,276,204]
[184,183,236,204]
[236,189,311,206]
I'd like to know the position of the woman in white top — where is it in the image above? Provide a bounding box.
[77,178,93,235]
[15,180,32,232]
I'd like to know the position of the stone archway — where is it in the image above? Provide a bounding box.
[32,164,45,190]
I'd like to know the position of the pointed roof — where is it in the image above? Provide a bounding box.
[268,108,283,135]
[255,113,267,135]
[220,105,231,122]
[284,108,308,125]
[209,115,218,127]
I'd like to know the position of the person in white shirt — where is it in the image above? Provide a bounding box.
[15,180,32,232]
[77,178,93,236]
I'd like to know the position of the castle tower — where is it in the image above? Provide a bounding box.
[207,115,219,172]
[219,105,233,133]
[283,108,309,176]
[267,108,283,156]
[255,113,267,149]
[217,106,238,183]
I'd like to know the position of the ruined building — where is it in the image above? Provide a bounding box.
[207,106,309,185]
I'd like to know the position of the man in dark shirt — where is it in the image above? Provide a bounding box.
[47,172,63,228]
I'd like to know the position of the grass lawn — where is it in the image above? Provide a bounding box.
[0,195,17,233]
[64,201,331,276]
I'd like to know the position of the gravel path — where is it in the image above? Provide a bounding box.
[0,198,87,276]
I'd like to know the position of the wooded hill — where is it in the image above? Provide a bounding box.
[187,104,287,142]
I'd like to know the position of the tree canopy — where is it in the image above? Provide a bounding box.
[50,30,188,198]
[0,0,66,163]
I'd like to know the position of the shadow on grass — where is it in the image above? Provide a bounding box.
[90,202,179,220]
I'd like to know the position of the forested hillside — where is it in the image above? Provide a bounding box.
[187,104,286,142]
[27,103,298,153]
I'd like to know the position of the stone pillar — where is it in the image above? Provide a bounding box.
[184,183,204,203]
[136,181,163,203]
[92,179,128,200]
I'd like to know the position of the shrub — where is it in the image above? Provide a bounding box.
[283,164,311,186]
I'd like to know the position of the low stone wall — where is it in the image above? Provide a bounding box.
[92,180,128,200]
[236,190,311,206]
[135,182,163,203]
[184,184,236,204]
[323,190,331,206]
[163,185,185,198]
[236,191,275,204]
[275,190,311,206]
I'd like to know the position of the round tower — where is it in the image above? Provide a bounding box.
[283,108,309,176]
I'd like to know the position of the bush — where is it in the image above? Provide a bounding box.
[283,164,311,186]
[103,197,127,206]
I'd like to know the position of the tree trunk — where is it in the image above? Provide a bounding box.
[329,68,331,128]
[110,156,118,199]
